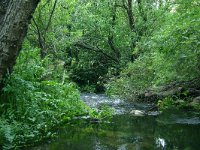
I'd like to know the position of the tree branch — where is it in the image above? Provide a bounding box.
[74,42,119,63]
[45,0,58,32]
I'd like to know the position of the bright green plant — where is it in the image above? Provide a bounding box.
[157,98,175,111]
[106,54,155,100]
[0,44,90,149]
[106,0,200,101]
[88,105,115,121]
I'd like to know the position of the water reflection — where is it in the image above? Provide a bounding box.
[30,94,200,150]
[30,114,200,150]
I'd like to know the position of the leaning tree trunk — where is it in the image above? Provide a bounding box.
[0,0,40,90]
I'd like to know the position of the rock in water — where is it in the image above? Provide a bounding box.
[130,110,145,116]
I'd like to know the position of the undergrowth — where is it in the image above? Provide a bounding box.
[0,45,112,149]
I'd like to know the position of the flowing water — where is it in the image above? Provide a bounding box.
[31,93,200,150]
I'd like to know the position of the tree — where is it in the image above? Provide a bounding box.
[29,0,58,58]
[0,0,40,90]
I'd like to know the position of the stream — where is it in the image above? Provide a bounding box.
[31,93,200,150]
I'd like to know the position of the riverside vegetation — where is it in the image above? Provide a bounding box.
[0,0,199,149]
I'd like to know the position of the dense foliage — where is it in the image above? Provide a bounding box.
[106,0,200,100]
[0,0,199,149]
[0,43,90,149]
[27,0,170,92]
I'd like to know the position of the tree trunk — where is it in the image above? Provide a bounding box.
[0,0,40,90]
[127,0,135,33]
[108,3,120,61]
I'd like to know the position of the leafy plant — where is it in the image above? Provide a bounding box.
[157,98,176,111]
[106,0,200,101]
[0,44,89,149]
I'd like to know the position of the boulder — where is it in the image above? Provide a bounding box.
[130,110,145,116]
[190,96,200,106]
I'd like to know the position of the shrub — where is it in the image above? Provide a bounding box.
[0,45,89,149]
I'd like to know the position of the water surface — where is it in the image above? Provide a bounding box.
[31,93,200,150]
